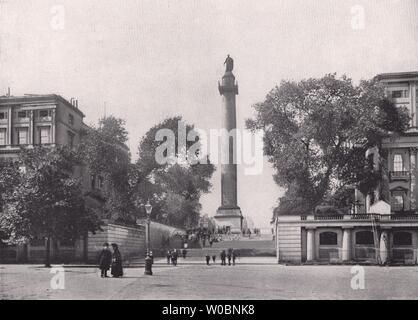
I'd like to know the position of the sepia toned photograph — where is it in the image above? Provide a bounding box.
[0,0,417,306]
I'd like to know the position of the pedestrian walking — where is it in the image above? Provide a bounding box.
[232,249,237,266]
[212,255,216,263]
[227,248,232,266]
[110,243,123,278]
[171,249,178,266]
[220,250,226,266]
[166,249,171,264]
[98,243,112,278]
[182,248,187,259]
[205,253,210,265]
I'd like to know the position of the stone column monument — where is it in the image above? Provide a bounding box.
[214,55,243,234]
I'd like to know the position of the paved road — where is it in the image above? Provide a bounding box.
[1,257,418,299]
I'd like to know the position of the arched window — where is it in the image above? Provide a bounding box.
[393,154,404,172]
[319,232,338,245]
[355,231,374,245]
[393,232,412,246]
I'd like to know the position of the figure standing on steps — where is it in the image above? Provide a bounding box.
[205,253,211,265]
[212,254,216,263]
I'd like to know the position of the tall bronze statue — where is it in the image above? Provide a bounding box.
[224,54,234,72]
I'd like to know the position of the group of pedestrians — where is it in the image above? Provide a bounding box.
[166,249,180,266]
[205,248,237,266]
[98,242,123,278]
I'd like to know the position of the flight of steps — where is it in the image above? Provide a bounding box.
[126,234,276,265]
[185,234,276,257]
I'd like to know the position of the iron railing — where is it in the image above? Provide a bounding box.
[301,214,418,221]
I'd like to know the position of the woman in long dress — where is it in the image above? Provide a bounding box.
[110,243,123,278]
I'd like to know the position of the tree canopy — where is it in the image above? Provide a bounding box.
[135,116,215,228]
[246,74,409,216]
[78,116,135,224]
[0,146,101,265]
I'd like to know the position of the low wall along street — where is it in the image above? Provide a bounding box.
[87,222,146,263]
[0,221,147,264]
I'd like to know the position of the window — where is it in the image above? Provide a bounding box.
[391,90,409,98]
[68,131,75,148]
[0,129,6,145]
[17,111,27,118]
[39,127,50,144]
[69,114,74,125]
[393,232,412,246]
[0,112,7,120]
[319,232,338,245]
[355,231,374,245]
[17,128,28,145]
[393,154,404,172]
[38,110,50,118]
[391,191,405,211]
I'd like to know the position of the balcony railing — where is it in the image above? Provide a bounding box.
[390,171,410,181]
[314,215,344,220]
[302,214,418,221]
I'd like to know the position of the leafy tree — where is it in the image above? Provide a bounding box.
[135,116,215,228]
[0,146,101,267]
[78,116,135,224]
[246,74,409,217]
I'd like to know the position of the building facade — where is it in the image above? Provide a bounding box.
[276,71,418,265]
[0,94,144,263]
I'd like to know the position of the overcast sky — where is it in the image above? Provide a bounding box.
[1,0,417,228]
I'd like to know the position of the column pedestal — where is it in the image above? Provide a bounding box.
[379,230,389,264]
[342,228,352,261]
[307,229,315,262]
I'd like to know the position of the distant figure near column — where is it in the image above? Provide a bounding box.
[215,55,243,233]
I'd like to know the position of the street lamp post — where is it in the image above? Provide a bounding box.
[144,200,153,275]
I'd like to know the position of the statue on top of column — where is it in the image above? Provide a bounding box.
[224,54,234,72]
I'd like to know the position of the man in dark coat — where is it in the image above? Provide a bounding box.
[110,243,123,278]
[98,243,112,278]
[232,249,237,266]
[212,255,216,263]
[171,249,178,266]
[227,248,232,266]
[220,250,226,266]
[166,250,171,264]
[182,248,187,259]
[205,253,211,265]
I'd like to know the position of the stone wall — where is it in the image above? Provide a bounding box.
[0,222,146,264]
[276,224,302,263]
[86,222,146,262]
[148,221,185,253]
